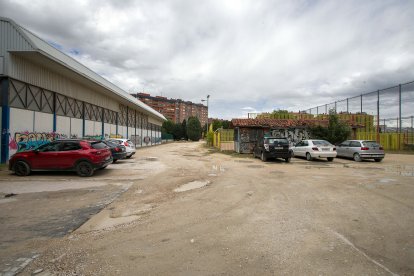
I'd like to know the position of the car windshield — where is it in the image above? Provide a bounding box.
[313,140,332,146]
[90,141,107,149]
[363,141,380,147]
[267,138,288,145]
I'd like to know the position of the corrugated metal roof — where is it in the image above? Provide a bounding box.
[0,17,166,121]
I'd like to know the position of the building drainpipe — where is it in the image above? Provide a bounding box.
[1,78,10,164]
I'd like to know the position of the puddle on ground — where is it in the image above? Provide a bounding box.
[270,170,285,174]
[212,165,226,172]
[305,166,330,169]
[145,157,158,161]
[174,180,210,192]
[234,160,253,163]
[385,165,414,177]
[248,165,264,168]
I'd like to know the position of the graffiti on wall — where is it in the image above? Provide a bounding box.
[9,131,68,152]
[130,135,141,146]
[271,128,310,145]
[239,128,258,153]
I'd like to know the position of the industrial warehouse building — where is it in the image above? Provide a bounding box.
[0,17,166,163]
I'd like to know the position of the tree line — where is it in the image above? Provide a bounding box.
[162,117,202,141]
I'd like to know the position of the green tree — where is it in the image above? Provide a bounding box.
[212,120,222,131]
[221,120,231,129]
[309,110,351,144]
[187,116,202,141]
[181,119,188,140]
[162,120,175,135]
[172,123,184,140]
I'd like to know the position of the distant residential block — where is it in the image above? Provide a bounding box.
[132,93,208,126]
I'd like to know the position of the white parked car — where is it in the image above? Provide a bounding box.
[108,139,136,159]
[292,139,337,161]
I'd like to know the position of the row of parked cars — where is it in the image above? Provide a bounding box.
[9,138,136,177]
[253,137,385,163]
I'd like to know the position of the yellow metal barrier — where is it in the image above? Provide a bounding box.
[356,132,404,150]
[213,129,234,151]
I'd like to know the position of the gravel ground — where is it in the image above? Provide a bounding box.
[1,142,413,275]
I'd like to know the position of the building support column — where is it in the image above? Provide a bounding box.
[53,92,57,133]
[116,113,119,136]
[126,106,129,139]
[101,108,105,139]
[1,78,10,163]
[82,102,86,137]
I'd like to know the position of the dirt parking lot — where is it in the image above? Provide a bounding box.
[1,142,413,275]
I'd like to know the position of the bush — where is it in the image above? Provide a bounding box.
[309,110,351,144]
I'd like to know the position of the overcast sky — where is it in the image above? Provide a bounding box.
[1,0,414,119]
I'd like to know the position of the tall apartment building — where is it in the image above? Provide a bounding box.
[132,93,208,126]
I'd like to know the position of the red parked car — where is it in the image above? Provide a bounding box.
[9,139,112,177]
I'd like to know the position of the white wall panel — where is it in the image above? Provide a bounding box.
[56,115,70,137]
[85,120,102,137]
[34,111,53,133]
[70,118,83,138]
[10,108,34,133]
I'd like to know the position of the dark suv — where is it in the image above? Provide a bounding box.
[253,136,291,162]
[9,139,112,177]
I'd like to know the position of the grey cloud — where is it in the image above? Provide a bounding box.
[1,0,413,119]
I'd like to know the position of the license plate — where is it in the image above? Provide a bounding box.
[322,148,330,151]
[274,147,283,149]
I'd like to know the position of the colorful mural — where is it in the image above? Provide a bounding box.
[9,131,67,152]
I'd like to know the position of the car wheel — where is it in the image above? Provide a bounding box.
[126,155,132,159]
[261,152,267,162]
[374,158,383,162]
[76,161,94,177]
[112,159,118,163]
[327,157,334,162]
[353,153,362,162]
[14,160,31,176]
[285,157,291,163]
[306,152,312,161]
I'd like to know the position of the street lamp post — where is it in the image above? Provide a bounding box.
[202,94,210,137]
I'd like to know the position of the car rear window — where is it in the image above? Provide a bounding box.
[363,141,380,147]
[267,138,289,145]
[90,141,107,149]
[109,140,122,144]
[105,141,118,147]
[313,140,332,146]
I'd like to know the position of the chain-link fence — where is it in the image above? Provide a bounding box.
[303,81,414,150]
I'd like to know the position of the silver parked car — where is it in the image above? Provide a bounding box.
[336,140,385,162]
[291,139,337,161]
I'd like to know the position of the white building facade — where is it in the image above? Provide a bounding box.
[0,17,166,163]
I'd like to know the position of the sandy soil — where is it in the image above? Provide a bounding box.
[5,142,414,275]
